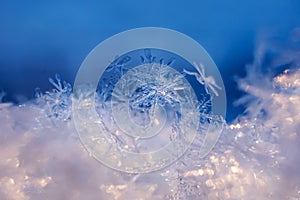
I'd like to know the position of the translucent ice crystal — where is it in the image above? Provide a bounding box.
[183,62,221,97]
[35,74,72,121]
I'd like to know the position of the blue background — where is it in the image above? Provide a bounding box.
[0,0,299,121]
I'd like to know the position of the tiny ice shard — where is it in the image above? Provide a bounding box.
[183,62,221,96]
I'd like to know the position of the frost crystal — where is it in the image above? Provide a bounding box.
[36,74,72,121]
[183,62,221,97]
[106,55,131,76]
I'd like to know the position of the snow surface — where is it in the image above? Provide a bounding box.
[0,37,300,200]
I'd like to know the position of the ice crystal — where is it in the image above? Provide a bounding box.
[106,55,131,76]
[183,62,221,97]
[127,49,184,116]
[35,74,72,121]
[96,55,132,107]
[128,68,182,119]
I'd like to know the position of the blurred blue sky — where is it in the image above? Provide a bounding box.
[0,0,300,120]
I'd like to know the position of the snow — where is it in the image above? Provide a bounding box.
[0,37,300,199]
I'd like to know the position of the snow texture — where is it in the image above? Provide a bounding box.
[0,32,300,200]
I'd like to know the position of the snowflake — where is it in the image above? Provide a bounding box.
[129,50,182,114]
[125,63,185,128]
[106,55,131,76]
[183,62,221,97]
[35,74,72,121]
[129,82,180,111]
